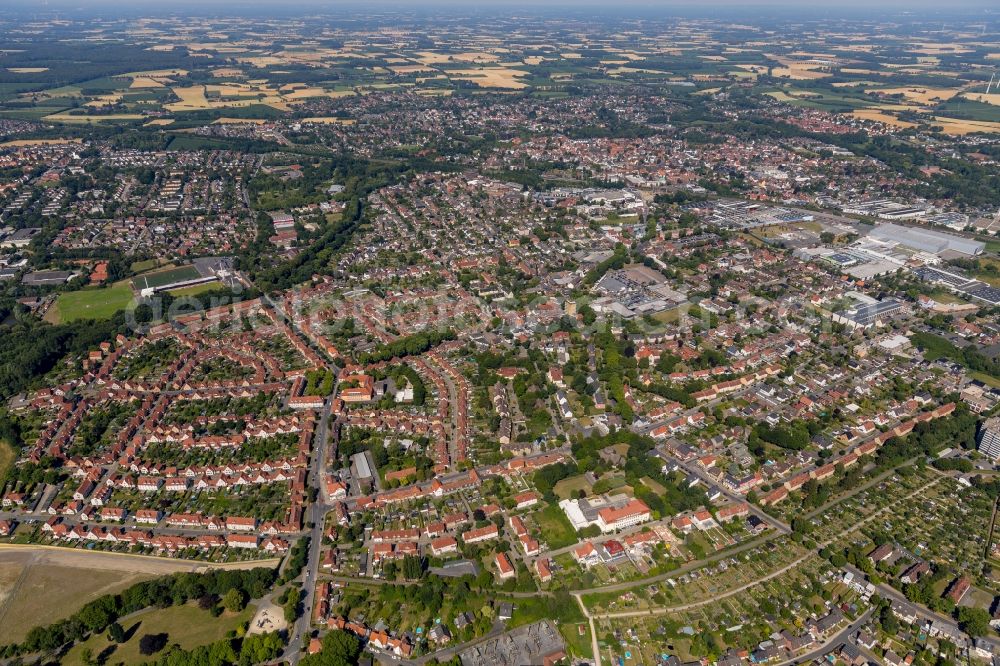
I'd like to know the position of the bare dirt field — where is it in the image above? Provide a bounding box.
[0,546,278,644]
[247,601,288,635]
[0,551,152,644]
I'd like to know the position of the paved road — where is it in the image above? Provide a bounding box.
[658,449,790,534]
[287,382,335,664]
[392,620,507,665]
[842,563,1000,650]
[777,608,874,666]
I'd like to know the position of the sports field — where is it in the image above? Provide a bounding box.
[50,282,135,323]
[167,281,223,297]
[132,265,202,291]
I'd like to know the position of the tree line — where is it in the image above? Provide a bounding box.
[3,568,276,658]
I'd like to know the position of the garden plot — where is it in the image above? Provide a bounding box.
[112,338,183,382]
[585,537,811,613]
[860,476,994,590]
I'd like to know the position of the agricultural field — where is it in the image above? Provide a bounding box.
[0,20,991,135]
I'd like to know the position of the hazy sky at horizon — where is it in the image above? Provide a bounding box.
[3,0,997,27]
[7,0,1000,9]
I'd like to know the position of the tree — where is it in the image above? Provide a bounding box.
[880,604,899,635]
[300,629,362,666]
[957,607,990,637]
[791,516,812,535]
[223,587,246,613]
[239,632,284,665]
[76,595,117,632]
[283,587,302,624]
[107,622,125,644]
[138,633,168,656]
[402,554,424,580]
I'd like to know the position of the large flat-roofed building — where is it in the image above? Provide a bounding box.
[559,493,633,531]
[978,418,1000,460]
[868,223,984,256]
[22,270,73,286]
[352,451,372,479]
[833,298,905,329]
[0,227,41,248]
[847,299,905,326]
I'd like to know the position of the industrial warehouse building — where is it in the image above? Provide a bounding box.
[868,223,984,257]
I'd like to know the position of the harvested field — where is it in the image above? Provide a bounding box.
[866,86,961,106]
[768,55,834,80]
[0,138,81,146]
[448,67,529,89]
[43,112,144,123]
[415,51,499,65]
[963,92,1000,107]
[129,76,169,88]
[851,109,916,128]
[931,116,1000,135]
[299,116,357,124]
